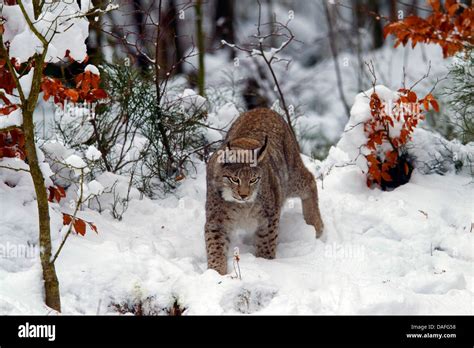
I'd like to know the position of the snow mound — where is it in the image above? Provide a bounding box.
[336,84,474,177]
[337,85,399,172]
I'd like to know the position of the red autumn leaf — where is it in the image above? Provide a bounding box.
[366,154,378,164]
[64,89,79,102]
[0,66,17,95]
[404,162,410,175]
[430,99,440,112]
[63,213,72,225]
[372,170,382,184]
[1,147,16,158]
[429,0,440,12]
[55,186,66,202]
[0,104,19,115]
[381,171,392,182]
[79,73,91,93]
[48,187,55,202]
[422,98,430,111]
[384,0,473,58]
[73,218,87,236]
[10,129,25,148]
[92,88,107,100]
[399,96,408,103]
[376,132,385,145]
[407,91,417,103]
[90,73,100,89]
[89,222,98,233]
[48,186,66,203]
[386,151,398,164]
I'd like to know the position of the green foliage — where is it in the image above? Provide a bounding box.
[54,61,209,198]
[92,62,154,173]
[443,49,474,144]
[139,97,208,196]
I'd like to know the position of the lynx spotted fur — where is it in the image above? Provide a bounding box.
[205,108,323,274]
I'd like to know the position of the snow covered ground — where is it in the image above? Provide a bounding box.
[1,145,472,314]
[1,50,473,315]
[0,2,474,315]
[0,1,472,314]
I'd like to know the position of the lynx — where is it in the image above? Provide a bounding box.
[205,108,324,274]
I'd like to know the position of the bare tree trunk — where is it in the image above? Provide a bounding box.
[352,0,364,91]
[132,0,149,73]
[25,55,61,312]
[11,3,62,313]
[367,0,384,49]
[324,1,350,118]
[86,0,105,67]
[212,0,235,59]
[409,0,418,16]
[155,0,175,172]
[157,1,182,78]
[169,0,184,74]
[389,0,397,21]
[195,0,205,96]
[266,0,276,48]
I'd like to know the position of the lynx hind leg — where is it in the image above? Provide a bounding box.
[294,168,324,238]
[302,195,324,238]
[205,223,229,275]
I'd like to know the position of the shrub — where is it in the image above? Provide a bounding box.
[53,61,209,199]
[364,88,439,189]
[443,50,474,144]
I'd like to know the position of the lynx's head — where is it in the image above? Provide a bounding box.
[216,136,268,203]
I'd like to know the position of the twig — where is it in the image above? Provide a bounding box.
[0,164,30,173]
[232,247,242,280]
[51,167,86,264]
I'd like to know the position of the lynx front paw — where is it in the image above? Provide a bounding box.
[208,260,227,275]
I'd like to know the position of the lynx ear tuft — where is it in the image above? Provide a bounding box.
[257,136,268,162]
[227,142,232,151]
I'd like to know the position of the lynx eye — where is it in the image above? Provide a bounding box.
[249,177,260,185]
[225,176,240,184]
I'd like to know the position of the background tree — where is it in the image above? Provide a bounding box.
[212,0,235,59]
[195,0,206,96]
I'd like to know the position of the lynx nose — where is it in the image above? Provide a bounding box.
[239,193,249,200]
